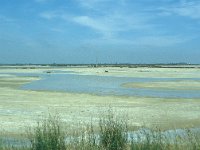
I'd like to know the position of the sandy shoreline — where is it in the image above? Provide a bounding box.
[0,66,200,136]
[122,80,200,90]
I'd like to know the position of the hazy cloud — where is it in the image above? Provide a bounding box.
[72,13,153,38]
[38,0,192,47]
[84,35,192,47]
[132,35,192,47]
[39,11,58,19]
[40,7,153,39]
[76,0,113,9]
[35,0,50,3]
[0,15,15,23]
[159,1,200,19]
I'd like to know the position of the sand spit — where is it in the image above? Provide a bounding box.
[122,80,200,90]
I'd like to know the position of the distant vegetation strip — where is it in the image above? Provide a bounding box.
[0,63,200,69]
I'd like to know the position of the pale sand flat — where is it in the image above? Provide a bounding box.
[122,80,200,90]
[0,67,200,136]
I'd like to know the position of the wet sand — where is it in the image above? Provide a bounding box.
[0,66,200,136]
[122,80,200,90]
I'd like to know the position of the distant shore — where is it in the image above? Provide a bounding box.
[0,63,200,69]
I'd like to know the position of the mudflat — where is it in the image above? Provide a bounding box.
[0,66,200,136]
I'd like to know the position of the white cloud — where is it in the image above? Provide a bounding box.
[38,0,194,47]
[73,16,105,31]
[39,0,153,39]
[72,12,152,38]
[73,16,113,38]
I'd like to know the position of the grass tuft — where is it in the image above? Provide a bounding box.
[99,112,128,150]
[27,114,66,150]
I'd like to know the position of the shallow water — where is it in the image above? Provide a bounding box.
[2,128,200,147]
[17,72,200,98]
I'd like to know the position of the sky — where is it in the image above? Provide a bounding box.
[0,0,200,64]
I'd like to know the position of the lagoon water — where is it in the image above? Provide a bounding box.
[19,72,200,98]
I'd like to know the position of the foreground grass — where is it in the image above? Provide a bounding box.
[1,113,200,150]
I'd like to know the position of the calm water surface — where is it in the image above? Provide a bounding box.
[16,72,200,98]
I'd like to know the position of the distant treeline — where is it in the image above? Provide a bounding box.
[0,63,200,69]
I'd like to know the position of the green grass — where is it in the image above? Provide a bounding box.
[27,115,66,150]
[1,112,200,150]
[99,112,128,150]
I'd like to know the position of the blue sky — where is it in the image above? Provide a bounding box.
[0,0,200,64]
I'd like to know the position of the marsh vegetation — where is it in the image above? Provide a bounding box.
[1,112,200,150]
